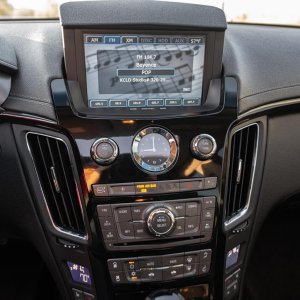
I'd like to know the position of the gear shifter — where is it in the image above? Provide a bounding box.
[145,290,185,300]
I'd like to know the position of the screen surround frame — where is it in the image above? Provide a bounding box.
[63,27,225,119]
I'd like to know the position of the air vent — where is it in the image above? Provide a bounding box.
[225,124,259,224]
[27,133,86,237]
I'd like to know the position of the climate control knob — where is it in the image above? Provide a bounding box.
[191,134,217,160]
[147,207,176,237]
[91,138,119,165]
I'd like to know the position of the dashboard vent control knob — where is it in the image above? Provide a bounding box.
[147,207,176,237]
[91,138,119,165]
[191,134,217,160]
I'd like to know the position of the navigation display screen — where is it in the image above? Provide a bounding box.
[84,34,205,114]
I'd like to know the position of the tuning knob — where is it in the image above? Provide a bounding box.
[91,138,119,165]
[147,207,176,237]
[191,134,217,160]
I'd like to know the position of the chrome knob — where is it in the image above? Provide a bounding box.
[91,138,119,165]
[191,134,217,160]
[147,207,176,237]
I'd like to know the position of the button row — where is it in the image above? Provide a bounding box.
[108,250,211,284]
[225,269,241,298]
[90,98,200,109]
[92,177,217,197]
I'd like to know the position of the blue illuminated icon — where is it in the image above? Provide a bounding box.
[104,36,121,44]
[67,261,92,285]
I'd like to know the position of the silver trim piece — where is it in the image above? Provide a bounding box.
[26,131,88,241]
[132,126,179,175]
[190,133,217,160]
[0,111,57,124]
[224,123,259,228]
[147,208,176,237]
[91,138,119,165]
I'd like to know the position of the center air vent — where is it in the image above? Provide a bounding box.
[27,133,86,237]
[225,124,259,224]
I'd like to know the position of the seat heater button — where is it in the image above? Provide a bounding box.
[199,262,210,275]
[199,249,212,263]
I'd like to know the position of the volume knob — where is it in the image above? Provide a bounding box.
[91,138,119,165]
[147,207,176,237]
[191,134,217,160]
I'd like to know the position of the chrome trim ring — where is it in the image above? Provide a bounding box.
[91,138,119,165]
[191,133,217,160]
[147,208,176,237]
[132,126,178,175]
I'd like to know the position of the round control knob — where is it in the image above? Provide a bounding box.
[91,138,119,165]
[147,207,176,237]
[191,134,217,160]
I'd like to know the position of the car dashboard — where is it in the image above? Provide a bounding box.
[1,1,300,300]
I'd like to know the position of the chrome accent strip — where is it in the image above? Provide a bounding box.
[0,111,57,124]
[224,123,259,228]
[26,131,88,241]
[238,98,300,119]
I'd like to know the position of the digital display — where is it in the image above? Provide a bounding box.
[226,245,241,269]
[67,261,92,285]
[84,34,205,114]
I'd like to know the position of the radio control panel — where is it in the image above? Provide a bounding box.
[97,197,215,250]
[108,250,212,284]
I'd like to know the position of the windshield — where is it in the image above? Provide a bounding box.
[1,0,300,27]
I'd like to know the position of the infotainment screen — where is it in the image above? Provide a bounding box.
[83,34,205,114]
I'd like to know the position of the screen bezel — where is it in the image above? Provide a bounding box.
[64,28,222,119]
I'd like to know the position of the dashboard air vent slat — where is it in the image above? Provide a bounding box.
[225,124,258,222]
[27,133,86,236]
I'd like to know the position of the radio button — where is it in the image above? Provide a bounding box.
[202,197,216,209]
[162,254,184,267]
[115,207,132,222]
[172,218,185,236]
[202,208,215,221]
[185,216,200,234]
[163,265,184,280]
[165,99,182,106]
[204,177,217,189]
[186,202,200,216]
[172,202,185,216]
[183,98,200,106]
[147,99,164,106]
[99,217,114,229]
[134,222,150,239]
[97,205,112,217]
[128,99,146,107]
[110,100,127,107]
[118,222,134,238]
[141,269,162,282]
[131,206,146,221]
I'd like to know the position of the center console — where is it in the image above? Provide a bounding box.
[42,1,238,300]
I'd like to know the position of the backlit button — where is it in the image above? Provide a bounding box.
[202,197,216,209]
[108,259,123,272]
[97,205,112,217]
[102,229,117,241]
[73,289,83,300]
[172,202,186,216]
[131,206,146,221]
[127,270,141,281]
[139,257,162,268]
[172,218,185,236]
[116,207,132,222]
[118,222,134,238]
[201,221,213,232]
[110,272,126,284]
[141,269,162,281]
[99,217,114,229]
[108,184,135,196]
[125,259,139,271]
[93,185,109,197]
[162,254,184,267]
[204,177,217,189]
[184,264,199,277]
[134,223,150,239]
[185,216,200,234]
[202,209,215,221]
[163,266,184,280]
[199,249,212,263]
[199,262,210,275]
[186,202,200,216]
